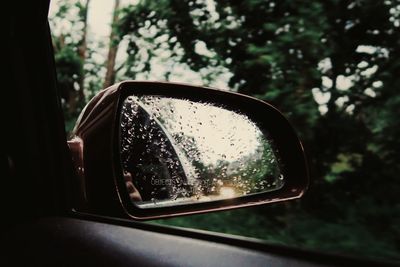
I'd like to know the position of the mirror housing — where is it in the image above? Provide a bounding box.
[68,81,308,220]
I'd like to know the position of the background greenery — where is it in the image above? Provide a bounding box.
[50,0,400,262]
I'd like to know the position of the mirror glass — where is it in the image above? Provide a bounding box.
[120,94,284,208]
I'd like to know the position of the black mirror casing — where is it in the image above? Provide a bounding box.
[69,81,309,220]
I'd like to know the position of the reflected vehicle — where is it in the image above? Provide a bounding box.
[119,94,283,208]
[120,96,192,203]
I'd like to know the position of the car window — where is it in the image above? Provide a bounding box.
[49,0,400,262]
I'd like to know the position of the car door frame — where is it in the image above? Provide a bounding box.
[1,1,398,266]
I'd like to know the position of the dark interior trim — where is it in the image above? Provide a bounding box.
[70,212,399,267]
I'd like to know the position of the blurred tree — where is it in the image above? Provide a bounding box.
[50,0,106,133]
[49,0,400,261]
[103,0,121,88]
[50,0,89,133]
[50,0,90,126]
[117,0,400,260]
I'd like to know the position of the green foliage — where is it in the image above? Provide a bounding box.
[154,203,400,259]
[50,0,103,134]
[116,0,400,261]
[50,0,400,262]
[54,45,83,98]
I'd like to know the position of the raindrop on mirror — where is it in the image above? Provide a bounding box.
[120,94,284,208]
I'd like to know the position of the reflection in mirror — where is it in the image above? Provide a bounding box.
[120,94,283,208]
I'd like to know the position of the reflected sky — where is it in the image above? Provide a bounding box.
[135,95,263,165]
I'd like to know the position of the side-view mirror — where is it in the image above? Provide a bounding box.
[68,81,308,220]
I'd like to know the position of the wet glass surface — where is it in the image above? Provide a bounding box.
[120,94,283,208]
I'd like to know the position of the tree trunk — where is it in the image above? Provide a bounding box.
[63,0,90,117]
[77,0,90,102]
[103,0,121,89]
